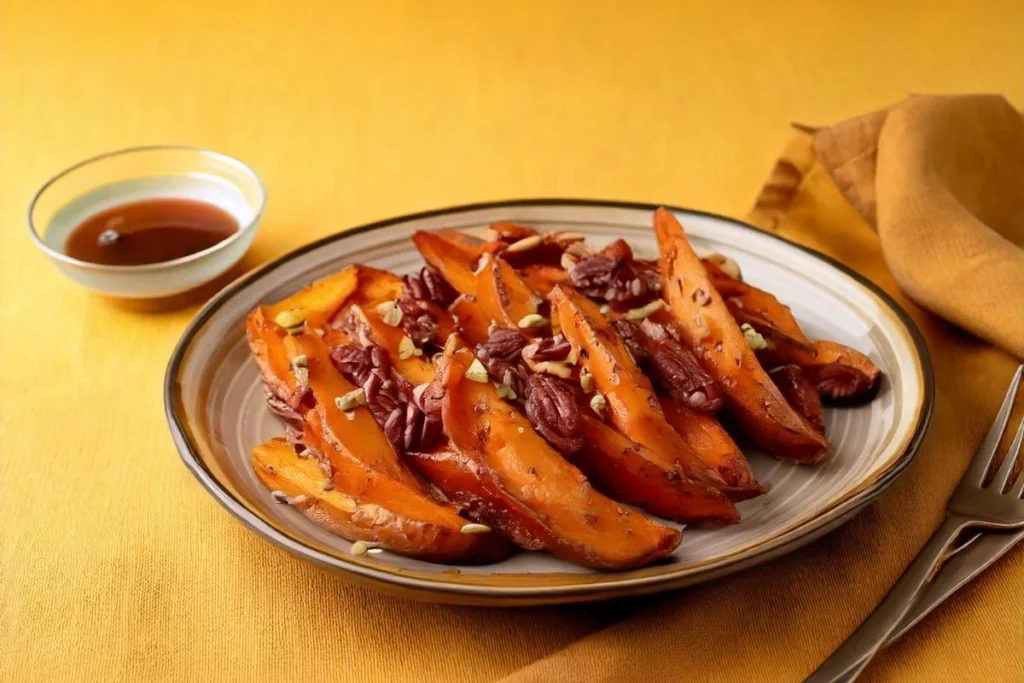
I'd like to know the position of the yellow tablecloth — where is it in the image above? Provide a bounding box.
[2,2,1022,681]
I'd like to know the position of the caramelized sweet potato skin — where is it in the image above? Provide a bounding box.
[439,349,681,569]
[705,257,881,401]
[575,416,741,524]
[659,397,764,500]
[474,254,545,336]
[551,286,732,485]
[263,266,359,329]
[654,208,828,464]
[448,295,491,346]
[520,264,570,298]
[413,230,480,296]
[255,432,514,565]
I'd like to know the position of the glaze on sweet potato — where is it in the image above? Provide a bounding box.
[705,257,881,401]
[474,253,546,337]
[254,433,514,565]
[551,286,747,518]
[413,230,480,296]
[575,415,741,524]
[520,264,570,298]
[438,348,681,569]
[654,208,828,464]
[659,397,764,500]
[264,266,359,330]
[448,295,491,346]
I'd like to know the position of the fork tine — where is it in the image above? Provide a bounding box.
[991,414,1024,491]
[964,365,1023,486]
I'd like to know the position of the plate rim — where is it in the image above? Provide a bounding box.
[164,198,934,604]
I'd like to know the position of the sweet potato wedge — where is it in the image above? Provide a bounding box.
[705,257,881,401]
[659,397,764,499]
[413,230,480,296]
[474,253,546,337]
[439,348,681,569]
[654,208,828,463]
[264,266,360,330]
[574,415,741,524]
[254,433,514,565]
[551,286,729,480]
[448,295,491,346]
[520,264,570,298]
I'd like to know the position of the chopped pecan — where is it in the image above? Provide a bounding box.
[522,334,572,363]
[263,383,306,426]
[569,239,662,303]
[770,365,825,432]
[329,344,390,386]
[611,319,649,365]
[627,320,724,413]
[475,327,530,396]
[403,265,457,309]
[524,374,585,454]
[397,294,439,346]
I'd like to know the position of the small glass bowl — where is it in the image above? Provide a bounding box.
[28,146,266,299]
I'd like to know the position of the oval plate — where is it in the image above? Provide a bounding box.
[165,200,933,606]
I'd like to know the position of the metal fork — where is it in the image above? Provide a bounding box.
[806,364,1024,683]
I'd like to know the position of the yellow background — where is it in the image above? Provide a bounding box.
[2,1,1022,681]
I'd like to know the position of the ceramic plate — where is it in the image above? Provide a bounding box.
[165,200,933,605]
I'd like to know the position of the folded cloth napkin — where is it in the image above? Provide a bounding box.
[501,95,1024,683]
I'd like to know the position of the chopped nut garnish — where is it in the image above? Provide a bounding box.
[589,392,607,416]
[290,354,310,387]
[473,252,492,275]
[274,309,306,329]
[270,490,289,504]
[465,358,490,383]
[336,495,357,512]
[517,313,549,329]
[443,333,460,355]
[376,300,403,327]
[351,541,369,556]
[344,411,356,421]
[287,494,308,506]
[398,335,423,360]
[335,388,366,412]
[314,328,325,337]
[626,299,666,320]
[566,349,578,365]
[740,323,768,350]
[580,368,595,393]
[494,383,518,400]
[707,253,742,280]
[504,234,543,253]
[537,360,573,379]
[599,304,611,315]
[460,523,492,534]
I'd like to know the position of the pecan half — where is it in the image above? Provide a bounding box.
[263,383,306,426]
[569,239,661,303]
[403,265,457,309]
[522,334,572,363]
[628,320,724,413]
[770,365,825,432]
[397,294,439,346]
[475,327,530,397]
[524,374,585,454]
[804,363,879,403]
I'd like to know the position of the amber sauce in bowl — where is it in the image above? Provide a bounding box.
[65,198,239,266]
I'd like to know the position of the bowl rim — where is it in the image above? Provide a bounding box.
[27,145,267,273]
[164,198,934,604]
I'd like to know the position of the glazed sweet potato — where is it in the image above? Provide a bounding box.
[654,208,828,464]
[520,264,570,298]
[438,348,681,569]
[768,365,826,434]
[413,230,480,296]
[551,286,748,518]
[448,294,491,346]
[705,257,881,401]
[575,415,741,524]
[474,252,546,336]
[659,397,764,499]
[264,266,360,330]
[254,432,513,565]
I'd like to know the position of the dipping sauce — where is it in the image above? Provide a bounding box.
[64,198,238,266]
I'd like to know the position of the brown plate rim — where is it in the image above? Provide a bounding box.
[163,198,934,603]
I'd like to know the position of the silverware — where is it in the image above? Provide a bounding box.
[807,364,1024,683]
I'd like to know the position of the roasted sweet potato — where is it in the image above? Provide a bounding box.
[654,208,828,464]
[264,266,360,330]
[705,257,881,401]
[551,286,749,517]
[254,433,514,565]
[520,264,570,298]
[768,365,825,434]
[659,397,764,499]
[474,253,547,337]
[575,415,741,524]
[448,294,491,346]
[413,230,480,296]
[438,348,681,569]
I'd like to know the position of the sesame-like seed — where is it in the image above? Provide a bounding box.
[517,313,549,329]
[630,279,642,296]
[460,523,492,534]
[351,541,369,556]
[274,309,306,329]
[270,490,289,504]
[626,299,666,321]
[504,234,542,253]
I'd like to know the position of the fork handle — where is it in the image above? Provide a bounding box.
[805,517,969,683]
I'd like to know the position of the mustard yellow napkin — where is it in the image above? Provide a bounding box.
[502,95,1024,682]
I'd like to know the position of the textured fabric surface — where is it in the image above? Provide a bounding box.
[2,2,1023,682]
